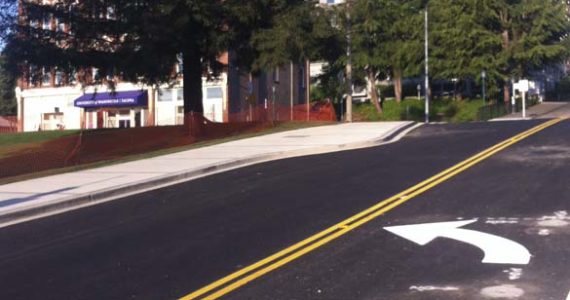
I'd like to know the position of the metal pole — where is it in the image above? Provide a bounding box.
[511,78,515,114]
[306,59,310,121]
[290,61,294,121]
[483,78,486,104]
[340,97,344,121]
[345,0,353,122]
[424,8,429,123]
[522,91,526,119]
[272,85,276,123]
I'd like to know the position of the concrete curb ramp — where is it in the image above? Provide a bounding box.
[0,122,420,228]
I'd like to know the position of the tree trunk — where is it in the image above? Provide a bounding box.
[457,79,464,101]
[501,30,511,104]
[393,68,403,103]
[183,48,204,115]
[503,82,511,107]
[367,69,382,113]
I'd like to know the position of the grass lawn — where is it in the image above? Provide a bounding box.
[0,130,80,147]
[0,121,334,185]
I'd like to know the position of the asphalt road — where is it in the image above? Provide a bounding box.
[0,119,566,300]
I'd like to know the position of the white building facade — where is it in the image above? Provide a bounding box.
[16,75,228,132]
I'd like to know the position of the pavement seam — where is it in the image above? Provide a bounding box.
[0,122,419,228]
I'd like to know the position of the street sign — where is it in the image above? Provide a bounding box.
[384,219,531,265]
[514,80,529,93]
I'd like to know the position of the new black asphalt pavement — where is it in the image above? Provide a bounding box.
[0,119,565,300]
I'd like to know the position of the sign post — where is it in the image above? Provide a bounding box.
[514,79,529,119]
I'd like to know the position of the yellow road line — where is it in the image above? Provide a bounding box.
[181,118,564,300]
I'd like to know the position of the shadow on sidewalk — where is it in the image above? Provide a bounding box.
[0,187,78,208]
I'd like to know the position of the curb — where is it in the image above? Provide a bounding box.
[0,122,421,228]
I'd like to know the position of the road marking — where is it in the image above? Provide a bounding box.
[384,219,531,265]
[409,285,460,292]
[566,290,570,300]
[504,268,523,280]
[180,118,565,300]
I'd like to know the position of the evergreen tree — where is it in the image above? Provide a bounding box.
[430,0,569,102]
[383,0,423,102]
[350,0,423,110]
[430,0,502,99]
[351,0,390,112]
[249,1,341,71]
[1,0,313,115]
[0,55,16,115]
[493,0,569,103]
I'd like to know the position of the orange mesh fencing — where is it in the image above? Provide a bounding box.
[0,116,18,134]
[0,134,81,179]
[227,102,336,123]
[0,101,336,181]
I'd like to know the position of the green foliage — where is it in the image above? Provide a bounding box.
[379,82,422,99]
[447,99,486,123]
[354,99,423,121]
[351,0,423,80]
[0,55,16,115]
[354,98,487,123]
[3,0,569,115]
[547,76,570,101]
[500,0,570,78]
[3,0,314,114]
[251,1,341,70]
[0,130,79,147]
[430,0,570,98]
[430,0,501,81]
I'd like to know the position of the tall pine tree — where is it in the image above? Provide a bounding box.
[2,0,315,115]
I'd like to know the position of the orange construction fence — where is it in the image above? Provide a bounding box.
[0,101,336,180]
[0,116,18,134]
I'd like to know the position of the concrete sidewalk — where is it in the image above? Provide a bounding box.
[493,101,570,120]
[0,121,418,227]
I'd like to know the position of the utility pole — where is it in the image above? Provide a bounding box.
[482,70,487,104]
[345,0,353,122]
[424,8,430,124]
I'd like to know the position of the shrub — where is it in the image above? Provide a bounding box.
[353,99,486,123]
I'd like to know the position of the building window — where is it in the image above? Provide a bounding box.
[42,112,64,131]
[273,67,280,83]
[206,87,223,99]
[41,67,51,86]
[55,18,65,32]
[42,16,51,30]
[28,65,38,86]
[176,106,184,125]
[176,54,183,75]
[68,69,77,85]
[105,68,115,81]
[55,69,63,86]
[158,89,173,102]
[106,6,116,20]
[176,88,184,102]
[299,66,305,88]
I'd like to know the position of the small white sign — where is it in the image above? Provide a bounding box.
[514,80,530,92]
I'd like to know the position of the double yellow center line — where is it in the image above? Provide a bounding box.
[181,118,564,300]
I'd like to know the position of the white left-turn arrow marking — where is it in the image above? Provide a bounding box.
[384,219,531,265]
